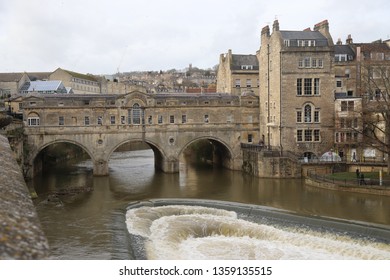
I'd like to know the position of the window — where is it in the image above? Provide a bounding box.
[84,116,90,126]
[304,105,311,122]
[248,134,253,143]
[304,57,311,68]
[318,59,323,68]
[110,115,115,125]
[296,111,302,123]
[311,59,317,68]
[297,78,302,95]
[59,116,64,126]
[314,130,320,141]
[148,116,153,124]
[298,59,303,68]
[182,114,187,124]
[235,79,241,88]
[132,103,141,125]
[336,80,342,87]
[158,115,163,124]
[341,101,354,111]
[314,111,320,123]
[314,78,320,95]
[297,130,303,142]
[97,116,102,125]
[284,40,290,47]
[204,114,209,123]
[227,115,233,123]
[28,117,40,126]
[304,78,312,95]
[120,116,125,124]
[246,79,252,87]
[169,115,175,124]
[304,130,312,141]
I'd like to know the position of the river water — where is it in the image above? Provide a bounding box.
[30,149,390,259]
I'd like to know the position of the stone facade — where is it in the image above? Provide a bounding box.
[22,91,259,178]
[258,20,335,159]
[216,49,259,96]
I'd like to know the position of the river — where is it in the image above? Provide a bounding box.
[30,149,390,259]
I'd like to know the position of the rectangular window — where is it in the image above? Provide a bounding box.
[120,116,125,124]
[318,59,323,68]
[169,115,175,124]
[304,129,312,141]
[297,78,302,95]
[314,78,320,95]
[348,101,354,111]
[28,117,40,126]
[235,79,241,88]
[204,114,209,123]
[304,78,312,95]
[181,114,187,124]
[314,130,320,141]
[341,101,347,111]
[158,115,163,124]
[298,59,303,68]
[84,116,90,126]
[148,116,153,124]
[296,111,302,123]
[314,111,320,123]
[97,116,103,125]
[248,134,253,143]
[110,115,115,125]
[311,59,317,68]
[227,115,233,123]
[336,80,342,87]
[59,116,64,126]
[246,79,252,87]
[304,57,311,68]
[297,130,303,142]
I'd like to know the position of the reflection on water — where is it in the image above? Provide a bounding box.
[31,149,390,259]
[126,205,390,260]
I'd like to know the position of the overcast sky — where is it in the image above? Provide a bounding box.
[0,0,389,74]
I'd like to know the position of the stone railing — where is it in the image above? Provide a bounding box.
[0,135,49,259]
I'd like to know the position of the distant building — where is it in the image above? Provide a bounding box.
[0,72,50,97]
[20,80,70,94]
[49,68,100,94]
[216,49,259,95]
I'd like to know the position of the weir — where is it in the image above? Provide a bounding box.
[126,199,390,260]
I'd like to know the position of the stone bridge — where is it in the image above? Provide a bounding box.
[22,91,259,178]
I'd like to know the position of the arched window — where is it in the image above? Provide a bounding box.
[304,104,312,123]
[132,103,141,125]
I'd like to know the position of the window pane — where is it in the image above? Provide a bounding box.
[297,79,302,95]
[304,78,312,95]
[304,105,312,122]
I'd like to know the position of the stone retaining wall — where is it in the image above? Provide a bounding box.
[0,135,49,259]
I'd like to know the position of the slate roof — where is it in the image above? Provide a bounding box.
[281,30,329,46]
[334,45,355,56]
[231,54,259,70]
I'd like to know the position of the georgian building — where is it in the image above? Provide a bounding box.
[216,49,259,96]
[49,68,101,94]
[257,20,335,159]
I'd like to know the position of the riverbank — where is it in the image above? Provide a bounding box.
[305,176,390,196]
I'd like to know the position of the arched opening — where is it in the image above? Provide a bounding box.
[29,142,93,200]
[107,140,166,194]
[180,138,233,169]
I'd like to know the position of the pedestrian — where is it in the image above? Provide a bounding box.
[360,173,366,185]
[356,168,360,178]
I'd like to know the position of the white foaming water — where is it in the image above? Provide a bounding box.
[125,205,390,260]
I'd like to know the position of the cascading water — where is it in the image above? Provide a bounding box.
[126,204,390,260]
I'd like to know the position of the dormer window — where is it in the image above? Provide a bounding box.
[241,65,253,70]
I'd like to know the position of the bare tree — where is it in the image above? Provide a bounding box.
[360,63,390,169]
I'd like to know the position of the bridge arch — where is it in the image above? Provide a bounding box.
[107,138,170,172]
[179,136,236,169]
[28,139,95,178]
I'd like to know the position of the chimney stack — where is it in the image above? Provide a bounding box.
[273,19,279,32]
[346,34,353,44]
